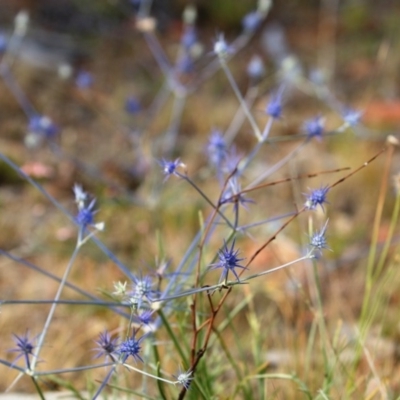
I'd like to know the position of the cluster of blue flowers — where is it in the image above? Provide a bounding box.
[0,1,372,399]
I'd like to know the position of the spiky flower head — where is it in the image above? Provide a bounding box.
[213,33,232,59]
[210,240,247,283]
[304,115,325,140]
[220,177,254,212]
[119,331,144,363]
[10,331,36,368]
[175,368,193,390]
[73,185,104,231]
[159,158,185,181]
[129,274,159,309]
[93,331,118,361]
[265,88,284,119]
[310,220,331,256]
[305,185,330,211]
[207,129,227,170]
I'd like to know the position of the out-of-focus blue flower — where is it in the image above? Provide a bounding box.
[242,11,263,33]
[134,309,154,326]
[266,89,284,119]
[73,185,104,231]
[304,116,325,140]
[247,55,265,81]
[181,26,197,49]
[220,177,254,212]
[10,332,36,368]
[176,53,194,74]
[305,185,330,211]
[159,158,185,180]
[75,70,93,89]
[125,96,141,114]
[129,275,159,308]
[210,240,247,282]
[0,33,7,54]
[342,107,363,127]
[207,129,227,170]
[213,33,233,59]
[28,115,59,138]
[93,331,118,361]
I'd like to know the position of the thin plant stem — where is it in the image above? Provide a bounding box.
[31,240,81,371]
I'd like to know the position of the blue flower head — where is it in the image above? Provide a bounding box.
[125,96,141,114]
[213,33,233,59]
[28,114,59,138]
[304,115,325,140]
[305,185,330,211]
[181,25,197,49]
[93,331,118,361]
[242,11,263,32]
[210,240,247,283]
[176,53,194,74]
[75,70,93,89]
[342,107,363,127]
[159,158,184,180]
[220,177,254,212]
[73,185,104,231]
[266,89,284,119]
[175,368,193,390]
[119,331,144,363]
[310,220,331,257]
[247,55,265,81]
[0,33,7,53]
[134,309,154,326]
[10,332,36,368]
[207,129,227,170]
[129,274,159,308]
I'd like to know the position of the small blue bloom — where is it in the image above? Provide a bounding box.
[207,129,227,170]
[220,177,254,212]
[266,89,284,119]
[342,107,363,127]
[159,158,184,180]
[28,115,59,138]
[75,70,93,89]
[134,309,154,326]
[93,331,118,361]
[10,332,36,368]
[213,33,232,58]
[304,116,325,140]
[129,275,159,308]
[0,33,7,53]
[181,26,197,49]
[210,240,247,282]
[119,331,144,363]
[247,55,265,81]
[222,146,241,175]
[76,198,97,228]
[305,185,330,211]
[125,96,141,114]
[175,368,193,390]
[176,53,194,74]
[310,220,330,254]
[73,185,104,231]
[242,11,263,32]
